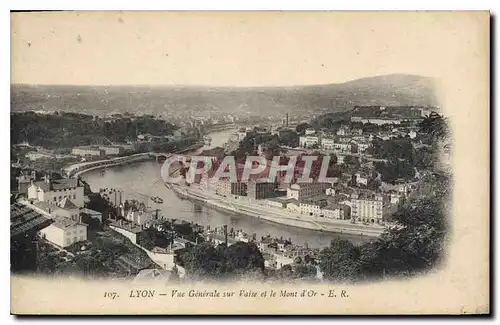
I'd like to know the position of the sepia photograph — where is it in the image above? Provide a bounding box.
[9,11,489,315]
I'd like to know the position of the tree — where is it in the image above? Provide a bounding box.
[294,264,317,278]
[295,123,311,135]
[225,242,265,274]
[85,193,115,221]
[278,129,299,147]
[357,192,447,279]
[278,264,294,279]
[319,239,362,282]
[81,213,100,230]
[137,228,157,250]
[183,242,265,280]
[375,159,416,184]
[419,112,448,142]
[183,242,226,278]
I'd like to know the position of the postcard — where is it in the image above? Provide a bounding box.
[10,11,490,315]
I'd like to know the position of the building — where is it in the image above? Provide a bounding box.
[71,146,105,157]
[321,203,351,220]
[199,172,218,192]
[80,208,103,223]
[299,199,327,217]
[25,151,55,161]
[336,154,346,165]
[354,141,371,153]
[247,179,276,200]
[351,192,388,223]
[286,183,330,201]
[320,137,336,150]
[231,182,248,197]
[125,208,158,226]
[325,187,336,196]
[11,203,54,272]
[39,216,88,248]
[52,198,81,221]
[305,128,316,135]
[350,117,408,125]
[216,179,231,196]
[389,192,403,205]
[27,177,85,207]
[355,172,370,186]
[133,268,174,284]
[336,126,349,136]
[99,146,124,156]
[299,135,320,148]
[17,172,35,195]
[284,199,300,213]
[237,129,248,141]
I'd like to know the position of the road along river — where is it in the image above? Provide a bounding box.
[81,129,373,248]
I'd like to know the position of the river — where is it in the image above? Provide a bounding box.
[81,129,371,248]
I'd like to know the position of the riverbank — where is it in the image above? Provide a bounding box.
[65,153,155,178]
[169,183,385,238]
[65,141,206,178]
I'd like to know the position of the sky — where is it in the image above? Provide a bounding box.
[11,11,486,87]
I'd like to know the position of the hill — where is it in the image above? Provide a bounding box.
[11,74,438,117]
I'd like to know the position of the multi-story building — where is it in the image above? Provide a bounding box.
[355,172,370,186]
[351,192,387,223]
[17,172,35,195]
[98,145,124,156]
[322,204,351,220]
[300,199,327,217]
[52,198,81,221]
[320,136,352,153]
[336,154,346,165]
[354,141,371,153]
[27,177,85,207]
[286,182,331,201]
[216,179,231,196]
[320,137,336,150]
[71,146,105,157]
[231,182,248,197]
[125,208,158,226]
[305,128,316,135]
[336,126,349,136]
[299,135,320,148]
[39,216,88,248]
[237,129,248,141]
[247,179,277,200]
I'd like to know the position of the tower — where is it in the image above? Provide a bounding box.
[286,113,289,127]
[224,225,228,246]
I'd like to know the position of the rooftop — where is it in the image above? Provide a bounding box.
[81,208,102,215]
[32,178,79,191]
[59,198,79,210]
[11,203,54,237]
[51,216,87,230]
[133,268,172,282]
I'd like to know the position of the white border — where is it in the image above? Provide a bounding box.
[2,1,496,324]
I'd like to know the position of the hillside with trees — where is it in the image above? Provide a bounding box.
[11,111,177,148]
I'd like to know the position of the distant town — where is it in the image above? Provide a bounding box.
[11,84,450,284]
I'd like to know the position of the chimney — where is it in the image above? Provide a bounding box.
[224,225,228,246]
